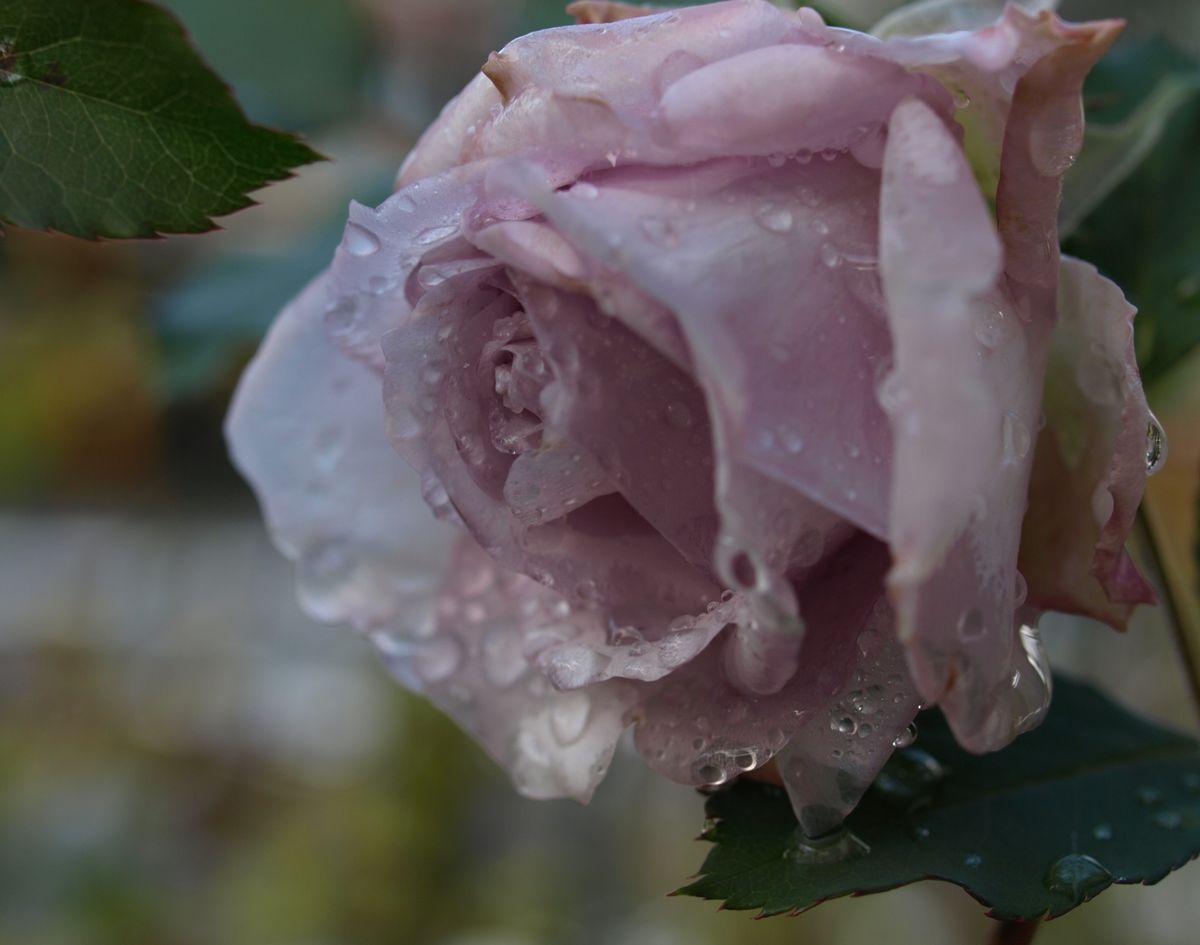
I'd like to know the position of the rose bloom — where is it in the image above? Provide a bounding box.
[228,0,1159,834]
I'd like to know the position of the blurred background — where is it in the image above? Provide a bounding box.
[1,1,1198,943]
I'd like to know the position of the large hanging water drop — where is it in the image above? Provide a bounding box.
[1044,854,1112,901]
[1146,412,1168,475]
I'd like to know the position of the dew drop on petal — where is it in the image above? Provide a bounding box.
[1002,411,1031,464]
[416,224,459,245]
[755,203,794,234]
[1091,485,1115,528]
[831,716,857,736]
[664,401,694,429]
[550,692,592,746]
[957,607,985,641]
[892,723,917,749]
[1146,412,1168,475]
[343,222,381,257]
[414,637,462,683]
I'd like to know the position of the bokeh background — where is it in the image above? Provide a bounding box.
[2,1,1199,943]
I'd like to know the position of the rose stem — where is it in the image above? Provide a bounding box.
[1135,507,1200,721]
[989,918,1040,945]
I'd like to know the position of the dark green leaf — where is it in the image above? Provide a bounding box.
[1064,37,1200,384]
[0,0,322,239]
[679,677,1200,920]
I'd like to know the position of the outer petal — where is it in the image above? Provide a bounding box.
[225,272,458,638]
[396,73,502,190]
[376,536,637,803]
[630,534,921,835]
[1020,257,1156,625]
[879,97,1037,753]
[487,154,897,619]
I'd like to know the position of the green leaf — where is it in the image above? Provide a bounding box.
[1064,37,1200,384]
[0,0,322,239]
[678,676,1200,920]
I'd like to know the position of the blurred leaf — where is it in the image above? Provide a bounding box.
[153,224,343,400]
[1064,37,1200,384]
[157,0,366,132]
[679,677,1200,920]
[0,0,322,239]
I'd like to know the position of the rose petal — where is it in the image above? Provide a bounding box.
[226,272,458,638]
[630,534,920,829]
[396,73,502,190]
[1020,257,1156,625]
[375,536,636,802]
[658,44,951,160]
[878,96,1038,753]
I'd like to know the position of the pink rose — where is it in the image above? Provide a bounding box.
[228,0,1156,833]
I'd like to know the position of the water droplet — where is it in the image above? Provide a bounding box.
[414,637,462,683]
[953,88,971,109]
[664,401,694,429]
[696,761,728,786]
[639,216,679,247]
[1091,485,1115,528]
[778,427,805,454]
[755,203,794,234]
[876,369,906,413]
[873,749,945,808]
[550,692,592,745]
[324,298,358,336]
[1153,810,1182,829]
[819,243,842,268]
[572,181,600,199]
[1013,571,1028,608]
[418,266,446,288]
[957,607,985,641]
[767,152,788,168]
[482,629,526,688]
[343,222,381,257]
[1146,412,1167,475]
[788,827,870,864]
[1075,356,1122,406]
[973,304,1006,349]
[733,750,758,771]
[892,723,918,749]
[1002,411,1031,464]
[1137,786,1163,806]
[416,224,458,245]
[831,716,858,736]
[796,149,813,164]
[1093,823,1113,840]
[964,853,982,868]
[1029,102,1083,178]
[1045,854,1112,901]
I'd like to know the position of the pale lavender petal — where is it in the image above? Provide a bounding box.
[488,155,895,639]
[658,44,952,161]
[375,536,636,802]
[396,73,502,190]
[630,535,920,819]
[878,97,1036,753]
[1020,257,1156,626]
[226,272,458,638]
